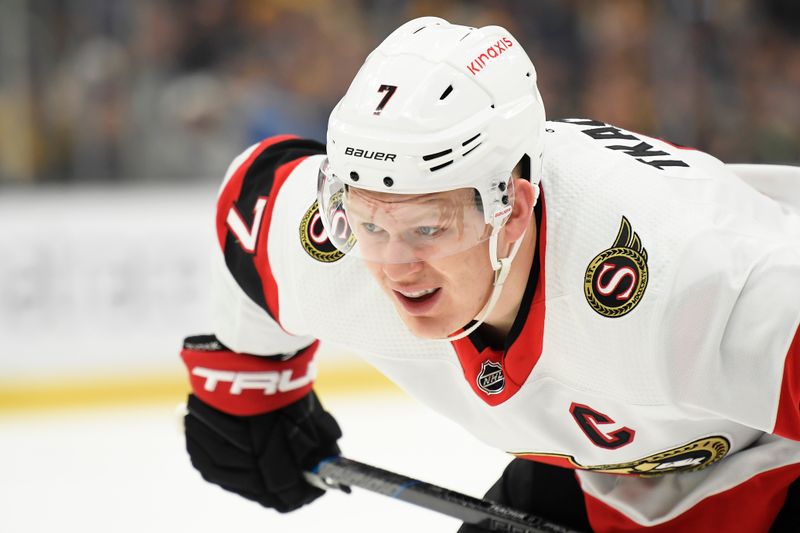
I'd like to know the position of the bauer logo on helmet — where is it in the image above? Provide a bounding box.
[344,146,397,162]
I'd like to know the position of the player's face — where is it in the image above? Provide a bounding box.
[343,187,491,264]
[351,189,495,339]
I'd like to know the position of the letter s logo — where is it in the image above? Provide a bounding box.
[595,263,638,300]
[570,402,635,449]
[583,216,649,318]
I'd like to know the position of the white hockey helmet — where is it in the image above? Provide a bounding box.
[317,16,546,266]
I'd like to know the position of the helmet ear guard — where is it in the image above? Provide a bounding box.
[516,154,531,182]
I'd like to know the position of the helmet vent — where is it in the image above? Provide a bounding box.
[422,148,453,161]
[430,160,454,172]
[439,85,454,100]
[462,133,480,146]
[462,142,482,157]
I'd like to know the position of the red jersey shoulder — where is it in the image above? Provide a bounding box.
[774,324,800,440]
[216,136,325,320]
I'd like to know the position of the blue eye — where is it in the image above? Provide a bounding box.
[362,223,382,233]
[416,226,442,237]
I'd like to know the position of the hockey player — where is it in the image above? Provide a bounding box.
[180,17,800,532]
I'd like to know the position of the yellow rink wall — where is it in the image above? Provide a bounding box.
[0,359,399,414]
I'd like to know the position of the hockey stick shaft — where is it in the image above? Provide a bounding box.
[306,456,580,533]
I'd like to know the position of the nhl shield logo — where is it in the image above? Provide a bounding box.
[477,360,505,395]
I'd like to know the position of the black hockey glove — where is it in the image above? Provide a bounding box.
[184,390,343,512]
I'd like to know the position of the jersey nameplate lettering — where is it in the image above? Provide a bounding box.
[554,118,690,170]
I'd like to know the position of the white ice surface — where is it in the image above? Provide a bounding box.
[0,393,511,533]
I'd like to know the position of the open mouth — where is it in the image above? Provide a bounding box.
[392,287,442,315]
[397,288,438,300]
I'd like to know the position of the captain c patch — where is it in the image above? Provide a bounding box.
[584,216,648,317]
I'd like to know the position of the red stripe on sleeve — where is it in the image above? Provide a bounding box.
[216,135,298,250]
[253,155,310,322]
[774,325,800,440]
[582,463,800,532]
[512,453,579,470]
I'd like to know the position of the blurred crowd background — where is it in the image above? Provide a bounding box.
[1,0,799,185]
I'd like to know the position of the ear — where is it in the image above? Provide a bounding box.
[502,178,536,244]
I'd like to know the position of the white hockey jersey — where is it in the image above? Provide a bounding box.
[207,120,800,531]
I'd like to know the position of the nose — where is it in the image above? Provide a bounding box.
[375,235,421,265]
[365,235,425,281]
[382,258,423,282]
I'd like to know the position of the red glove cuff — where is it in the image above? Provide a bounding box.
[181,341,319,416]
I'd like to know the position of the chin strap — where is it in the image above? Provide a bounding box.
[445,227,526,341]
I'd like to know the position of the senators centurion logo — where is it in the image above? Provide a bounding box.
[512,436,730,477]
[584,216,649,318]
[299,200,349,263]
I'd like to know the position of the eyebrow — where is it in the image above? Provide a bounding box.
[349,184,474,203]
[349,207,447,226]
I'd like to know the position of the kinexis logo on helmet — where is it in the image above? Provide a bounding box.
[477,360,505,395]
[467,37,514,76]
[344,147,396,162]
